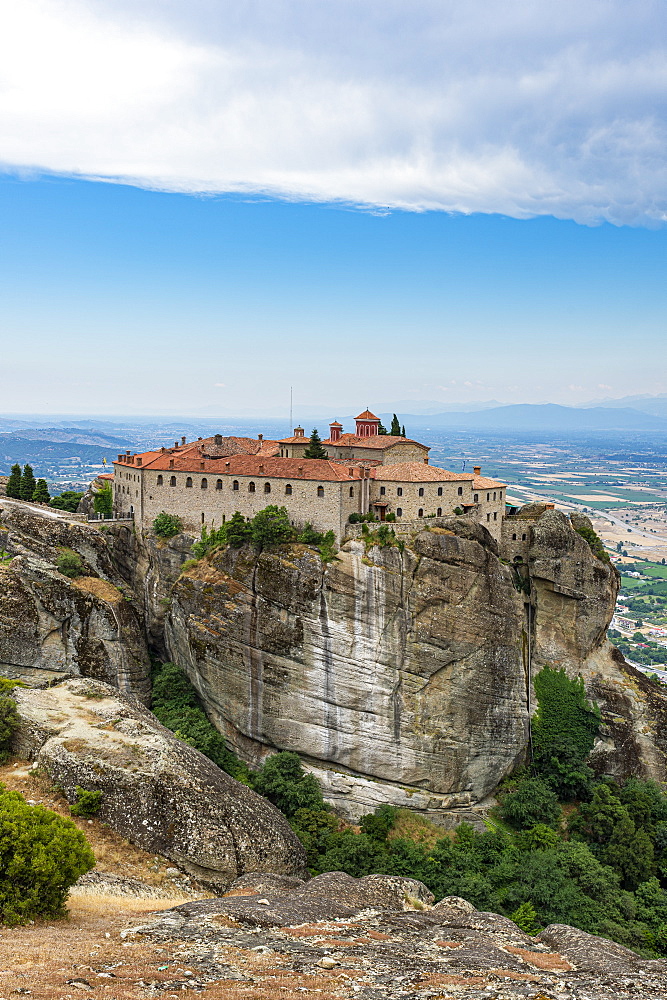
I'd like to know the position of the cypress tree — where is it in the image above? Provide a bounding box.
[390,414,401,436]
[19,464,37,501]
[377,420,388,435]
[401,424,406,438]
[303,428,328,460]
[32,479,50,504]
[6,464,21,498]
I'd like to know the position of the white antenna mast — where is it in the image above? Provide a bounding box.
[289,386,293,432]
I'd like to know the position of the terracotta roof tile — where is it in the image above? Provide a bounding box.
[372,463,475,483]
[473,475,507,489]
[355,409,379,420]
[122,452,354,481]
[322,433,427,450]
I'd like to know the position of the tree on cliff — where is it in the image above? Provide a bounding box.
[49,491,84,513]
[390,414,401,436]
[32,479,50,504]
[304,428,328,459]
[93,484,113,517]
[19,464,36,502]
[6,464,21,498]
[251,505,294,550]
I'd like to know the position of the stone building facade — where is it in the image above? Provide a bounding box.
[112,410,507,542]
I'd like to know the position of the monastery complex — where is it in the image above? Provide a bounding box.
[112,410,507,543]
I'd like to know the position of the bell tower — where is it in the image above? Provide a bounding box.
[355,409,380,438]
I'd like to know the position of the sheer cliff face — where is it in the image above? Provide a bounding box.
[166,521,529,817]
[165,510,667,818]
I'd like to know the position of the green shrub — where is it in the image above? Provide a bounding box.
[0,696,19,763]
[575,524,610,562]
[532,665,600,799]
[93,484,113,517]
[0,787,94,924]
[70,786,103,818]
[251,751,326,817]
[250,505,294,550]
[152,512,182,538]
[191,523,227,559]
[56,548,84,578]
[151,662,249,781]
[499,777,561,830]
[49,491,84,513]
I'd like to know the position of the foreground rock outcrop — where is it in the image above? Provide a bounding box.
[124,872,667,999]
[10,678,308,890]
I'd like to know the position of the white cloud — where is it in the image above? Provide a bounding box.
[1,0,665,224]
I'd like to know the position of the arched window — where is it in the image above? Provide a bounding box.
[285,483,292,495]
[418,487,424,497]
[186,477,193,488]
[512,532,517,540]
[233,480,239,491]
[317,485,324,497]
[457,486,463,495]
[493,492,497,501]
[264,482,271,493]
[396,507,402,517]
[156,475,163,486]
[248,481,256,493]
[437,487,443,496]
[349,486,354,497]
[397,487,403,497]
[216,479,222,490]
[380,486,386,496]
[522,533,527,541]
[201,478,208,489]
[170,476,176,487]
[418,508,424,517]
[474,493,478,502]
[437,507,442,517]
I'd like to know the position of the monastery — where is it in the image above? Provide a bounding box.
[112,410,507,542]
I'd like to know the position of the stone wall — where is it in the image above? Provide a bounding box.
[114,466,360,543]
[369,480,505,540]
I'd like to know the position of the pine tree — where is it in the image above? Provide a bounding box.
[401,424,406,438]
[6,464,21,498]
[19,464,37,502]
[377,420,387,435]
[32,479,50,504]
[303,428,328,460]
[390,414,401,436]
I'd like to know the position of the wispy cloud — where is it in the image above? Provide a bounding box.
[1,0,665,224]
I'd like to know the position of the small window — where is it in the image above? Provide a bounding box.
[418,487,424,497]
[233,480,239,491]
[201,478,208,489]
[186,477,193,488]
[474,493,478,502]
[396,507,402,517]
[486,513,490,522]
[397,487,403,497]
[437,507,442,517]
[317,485,324,497]
[285,483,293,495]
[264,482,271,493]
[522,533,527,541]
[457,486,463,495]
[512,532,517,540]
[201,512,205,523]
[493,492,497,501]
[437,487,443,496]
[418,508,424,517]
[216,479,222,490]
[487,492,490,501]
[156,474,163,486]
[248,481,255,493]
[493,512,497,520]
[349,486,354,497]
[380,486,386,496]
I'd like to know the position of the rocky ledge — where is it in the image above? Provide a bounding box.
[125,871,667,999]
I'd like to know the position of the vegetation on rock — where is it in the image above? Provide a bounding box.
[49,490,84,512]
[5,464,21,499]
[152,512,183,538]
[0,787,94,925]
[574,523,610,562]
[56,547,84,578]
[93,483,113,517]
[70,786,103,818]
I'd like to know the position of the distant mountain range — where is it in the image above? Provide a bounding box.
[375,404,667,433]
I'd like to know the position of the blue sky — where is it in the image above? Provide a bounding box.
[1,1,666,415]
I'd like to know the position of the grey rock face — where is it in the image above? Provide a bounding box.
[0,500,151,699]
[10,678,308,891]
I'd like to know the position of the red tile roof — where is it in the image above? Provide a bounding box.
[356,409,379,420]
[120,451,355,481]
[279,435,310,444]
[473,475,507,489]
[322,433,427,450]
[372,463,474,483]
